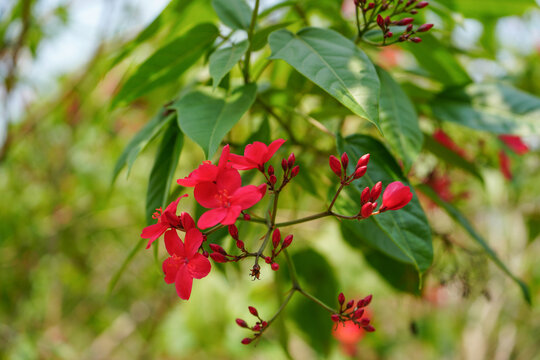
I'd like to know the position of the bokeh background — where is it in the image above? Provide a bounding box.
[1,0,540,359]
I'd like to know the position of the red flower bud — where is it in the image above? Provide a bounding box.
[253,324,261,331]
[381,182,413,211]
[210,253,228,263]
[361,202,374,218]
[371,201,378,209]
[236,240,245,251]
[353,166,367,179]
[287,153,295,168]
[229,225,239,239]
[385,31,393,38]
[271,262,279,271]
[262,321,268,328]
[265,257,272,264]
[410,36,422,43]
[338,292,345,305]
[282,234,293,249]
[417,23,433,32]
[356,153,370,168]
[406,24,413,32]
[209,243,227,255]
[269,174,277,185]
[360,318,370,326]
[236,318,248,328]
[368,2,375,9]
[409,9,418,14]
[353,308,365,319]
[361,187,370,204]
[346,300,355,309]
[331,314,340,322]
[281,158,288,171]
[416,1,429,8]
[329,155,342,177]
[243,213,251,221]
[241,338,253,345]
[268,165,274,176]
[202,250,209,257]
[376,14,385,29]
[396,17,414,26]
[291,165,299,177]
[385,16,391,26]
[249,306,259,317]
[362,294,373,307]
[370,181,382,201]
[272,228,281,248]
[364,324,376,332]
[341,152,349,170]
[354,0,360,6]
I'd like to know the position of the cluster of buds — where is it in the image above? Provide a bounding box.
[207,225,249,263]
[273,153,299,189]
[262,229,294,271]
[236,306,268,344]
[329,152,370,185]
[331,293,375,333]
[359,181,382,218]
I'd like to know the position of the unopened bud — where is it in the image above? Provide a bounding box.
[370,181,382,201]
[376,14,385,29]
[329,155,342,177]
[281,158,288,171]
[385,31,393,38]
[353,308,365,319]
[338,292,345,305]
[249,306,259,317]
[364,324,376,332]
[229,225,239,239]
[243,213,251,221]
[360,318,370,326]
[331,314,340,322]
[236,318,248,328]
[272,228,281,248]
[282,234,293,249]
[416,1,429,8]
[268,165,274,176]
[210,253,228,263]
[410,9,418,14]
[241,338,253,345]
[264,257,272,264]
[236,240,245,251]
[361,202,374,218]
[354,0,360,6]
[385,16,391,26]
[410,36,422,43]
[406,24,413,32]
[271,263,279,271]
[396,17,414,26]
[353,166,367,179]
[368,2,375,9]
[417,23,433,32]
[209,243,227,255]
[346,300,355,309]
[291,165,299,177]
[361,187,370,204]
[372,202,378,209]
[360,294,373,307]
[287,153,295,168]
[357,153,370,168]
[269,174,277,185]
[253,324,261,331]
[202,250,209,258]
[341,152,349,170]
[262,321,268,328]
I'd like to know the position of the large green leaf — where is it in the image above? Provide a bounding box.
[211,0,252,30]
[335,134,433,275]
[405,34,471,87]
[423,134,484,183]
[209,41,249,89]
[112,23,219,107]
[446,0,537,18]
[417,184,531,304]
[290,249,338,356]
[112,110,174,183]
[269,28,381,129]
[146,122,184,225]
[171,84,257,158]
[431,83,540,135]
[377,67,423,171]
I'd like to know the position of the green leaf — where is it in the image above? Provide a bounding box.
[290,249,338,356]
[112,23,219,107]
[112,110,174,183]
[405,34,471,87]
[417,184,531,304]
[340,224,420,294]
[423,134,484,183]
[171,84,257,158]
[269,28,381,129]
[377,67,423,171]
[335,134,433,276]
[252,22,294,51]
[211,0,252,30]
[146,122,184,225]
[446,0,537,18]
[246,116,270,144]
[431,83,540,135]
[209,41,249,89]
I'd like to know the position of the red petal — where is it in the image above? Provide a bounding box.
[164,229,184,257]
[184,228,203,258]
[164,194,187,214]
[231,185,264,209]
[141,223,167,249]
[194,182,221,208]
[216,168,241,193]
[162,257,180,284]
[218,144,230,170]
[228,154,256,170]
[264,139,286,162]
[175,266,193,300]
[197,208,228,229]
[244,142,268,165]
[180,212,196,231]
[221,205,242,225]
[188,253,212,279]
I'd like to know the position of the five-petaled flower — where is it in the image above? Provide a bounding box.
[380,181,413,211]
[140,195,193,249]
[177,145,235,187]
[162,228,211,300]
[228,139,286,171]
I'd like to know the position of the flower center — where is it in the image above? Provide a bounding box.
[152,207,163,221]
[215,188,231,207]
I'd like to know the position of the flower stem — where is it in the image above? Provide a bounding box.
[298,288,337,314]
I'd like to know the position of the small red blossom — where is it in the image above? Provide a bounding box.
[228,139,286,171]
[162,229,211,300]
[177,145,232,187]
[498,151,512,180]
[499,135,529,155]
[332,320,366,356]
[433,129,467,158]
[381,181,413,211]
[140,195,192,249]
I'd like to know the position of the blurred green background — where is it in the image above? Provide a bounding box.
[1,0,540,359]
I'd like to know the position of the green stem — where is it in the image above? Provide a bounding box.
[328,183,345,211]
[243,0,261,83]
[283,249,301,289]
[267,288,296,325]
[298,289,337,314]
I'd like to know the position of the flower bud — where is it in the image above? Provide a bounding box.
[410,36,422,43]
[269,174,277,185]
[282,234,293,249]
[236,318,248,328]
[243,213,251,221]
[209,243,227,255]
[353,166,367,179]
[287,153,296,168]
[371,202,377,209]
[361,294,373,307]
[210,253,228,263]
[271,263,279,271]
[370,181,382,201]
[249,306,259,317]
[385,16,391,26]
[368,2,375,9]
[376,14,385,29]
[331,314,340,322]
[291,165,299,177]
[356,153,370,168]
[410,9,418,14]
[381,182,413,211]
[338,292,345,305]
[353,308,365,319]
[341,152,349,170]
[361,187,370,204]
[241,338,253,345]
[202,250,209,258]
[360,318,370,326]
[268,165,274,176]
[253,324,261,331]
[416,1,429,8]
[385,31,393,38]
[346,300,355,309]
[281,158,288,171]
[236,240,245,251]
[264,257,272,264]
[361,202,374,218]
[364,324,376,332]
[406,24,413,32]
[396,17,414,26]
[228,225,239,239]
[272,228,281,248]
[262,321,268,328]
[329,155,342,177]
[417,23,433,32]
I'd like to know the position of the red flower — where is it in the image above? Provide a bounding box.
[177,145,232,187]
[162,229,211,300]
[433,129,467,158]
[228,139,286,171]
[498,135,529,155]
[140,195,193,249]
[195,174,267,228]
[381,181,413,211]
[498,150,512,180]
